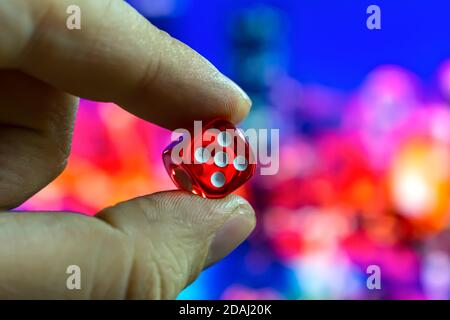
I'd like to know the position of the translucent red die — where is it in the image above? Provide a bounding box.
[163,119,256,198]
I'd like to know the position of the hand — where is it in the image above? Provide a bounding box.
[0,0,255,299]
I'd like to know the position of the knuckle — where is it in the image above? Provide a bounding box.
[145,243,186,299]
[100,196,211,299]
[17,0,55,67]
[134,40,164,97]
[143,234,208,299]
[85,220,135,299]
[132,28,180,100]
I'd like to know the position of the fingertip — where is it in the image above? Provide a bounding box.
[97,191,255,230]
[138,191,255,225]
[205,209,255,267]
[155,192,256,268]
[220,76,252,124]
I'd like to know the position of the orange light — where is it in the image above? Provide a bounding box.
[390,139,450,234]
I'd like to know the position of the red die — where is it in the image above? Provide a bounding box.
[163,119,256,198]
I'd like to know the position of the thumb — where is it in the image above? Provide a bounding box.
[97,191,256,299]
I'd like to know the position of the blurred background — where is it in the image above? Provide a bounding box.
[20,0,450,299]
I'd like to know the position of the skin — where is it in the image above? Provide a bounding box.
[0,0,256,299]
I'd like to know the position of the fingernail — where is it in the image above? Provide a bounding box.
[221,75,252,112]
[205,204,255,267]
[229,78,252,109]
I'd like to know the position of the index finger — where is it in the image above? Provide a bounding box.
[0,0,251,129]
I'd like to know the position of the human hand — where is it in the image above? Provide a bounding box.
[0,0,255,299]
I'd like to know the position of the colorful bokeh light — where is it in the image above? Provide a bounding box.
[18,1,450,300]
